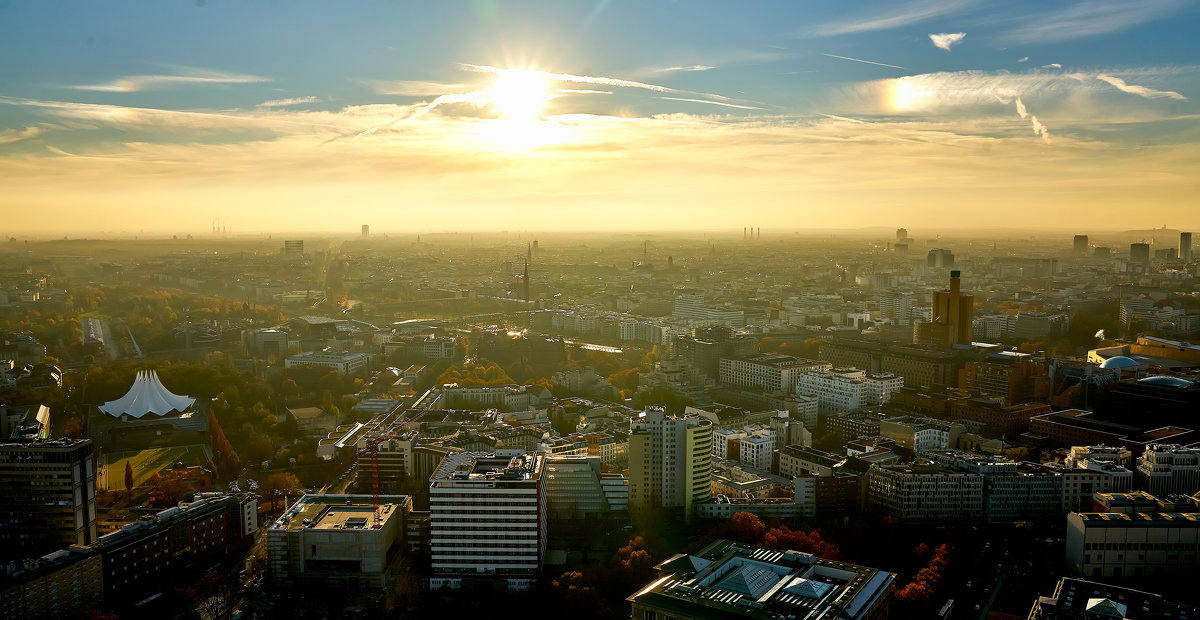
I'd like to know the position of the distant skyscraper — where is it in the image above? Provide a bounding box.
[361,224,369,238]
[927,248,954,268]
[283,240,304,256]
[914,270,973,346]
[1130,242,1150,264]
[1181,232,1193,262]
[1073,235,1089,254]
[896,228,908,241]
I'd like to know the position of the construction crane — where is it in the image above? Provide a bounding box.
[357,410,427,525]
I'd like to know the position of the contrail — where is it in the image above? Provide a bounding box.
[821,53,905,70]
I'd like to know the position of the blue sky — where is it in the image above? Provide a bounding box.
[1,1,1198,234]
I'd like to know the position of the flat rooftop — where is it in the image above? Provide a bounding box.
[272,494,408,532]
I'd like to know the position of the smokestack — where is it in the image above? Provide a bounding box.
[743,227,747,239]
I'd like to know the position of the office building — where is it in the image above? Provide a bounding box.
[1029,577,1197,619]
[819,338,959,388]
[361,224,369,238]
[1066,511,1200,579]
[542,455,627,550]
[947,398,1052,439]
[629,539,893,620]
[795,367,902,414]
[914,270,973,346]
[1135,444,1200,496]
[867,463,983,521]
[1182,231,1193,262]
[628,408,713,519]
[1130,242,1150,264]
[0,439,97,559]
[268,494,409,590]
[285,349,371,376]
[896,228,907,241]
[879,416,962,453]
[428,450,546,590]
[927,248,954,268]
[1072,235,1088,254]
[930,451,1063,522]
[283,239,304,256]
[718,354,830,394]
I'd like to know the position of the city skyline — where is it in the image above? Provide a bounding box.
[1,1,1199,233]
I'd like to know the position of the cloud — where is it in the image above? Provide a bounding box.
[652,65,718,73]
[1002,0,1191,44]
[805,0,976,36]
[1042,64,1062,69]
[363,79,471,96]
[0,126,42,144]
[1096,74,1187,100]
[660,97,764,110]
[461,64,678,93]
[821,53,905,70]
[1019,57,1030,63]
[258,96,319,108]
[556,89,612,95]
[930,33,967,51]
[1014,96,1050,143]
[68,68,269,92]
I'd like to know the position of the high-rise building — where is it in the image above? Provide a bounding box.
[361,224,369,238]
[283,239,304,256]
[628,408,712,520]
[428,450,546,591]
[896,227,908,241]
[0,439,97,559]
[914,270,973,346]
[1073,234,1089,254]
[927,248,954,268]
[1181,232,1193,262]
[1130,242,1150,264]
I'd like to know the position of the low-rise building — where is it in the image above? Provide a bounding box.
[629,539,893,620]
[285,349,371,375]
[1066,511,1200,579]
[267,494,410,589]
[879,416,962,454]
[1028,577,1198,620]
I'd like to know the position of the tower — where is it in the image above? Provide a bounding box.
[915,270,973,346]
[1181,232,1193,262]
[628,408,712,522]
[523,262,530,302]
[361,224,369,238]
[1130,242,1150,264]
[1073,235,1088,254]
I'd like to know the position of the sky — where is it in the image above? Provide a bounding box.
[1,0,1199,236]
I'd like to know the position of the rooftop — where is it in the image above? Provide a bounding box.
[271,494,408,532]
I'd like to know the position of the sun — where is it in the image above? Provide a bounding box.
[489,70,550,121]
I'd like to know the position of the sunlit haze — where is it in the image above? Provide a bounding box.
[1,2,1198,235]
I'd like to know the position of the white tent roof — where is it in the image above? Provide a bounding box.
[99,370,196,418]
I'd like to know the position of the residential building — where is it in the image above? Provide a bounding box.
[428,450,547,590]
[794,367,902,414]
[628,539,893,620]
[777,445,844,479]
[0,439,97,559]
[879,416,962,454]
[0,546,103,620]
[628,408,713,520]
[267,494,409,590]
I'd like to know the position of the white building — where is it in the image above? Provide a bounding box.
[794,367,902,414]
[285,349,371,376]
[428,450,547,591]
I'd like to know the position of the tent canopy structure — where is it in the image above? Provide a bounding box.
[99,370,196,418]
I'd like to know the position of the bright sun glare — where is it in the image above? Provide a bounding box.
[489,70,550,121]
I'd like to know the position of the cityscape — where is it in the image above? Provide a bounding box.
[2,2,1200,620]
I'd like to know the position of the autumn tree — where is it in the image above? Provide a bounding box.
[726,512,766,544]
[761,525,841,560]
[259,472,304,510]
[124,461,134,491]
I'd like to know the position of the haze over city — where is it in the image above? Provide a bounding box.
[2,1,1199,234]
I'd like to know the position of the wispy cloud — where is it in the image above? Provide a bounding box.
[68,68,269,92]
[1014,96,1050,143]
[930,33,967,51]
[461,64,677,93]
[806,0,976,36]
[660,97,764,110]
[0,126,42,145]
[1042,64,1062,69]
[556,89,612,95]
[1002,0,1191,44]
[821,53,905,70]
[363,79,470,96]
[1018,57,1030,63]
[653,65,718,73]
[258,96,318,108]
[1096,74,1187,100]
